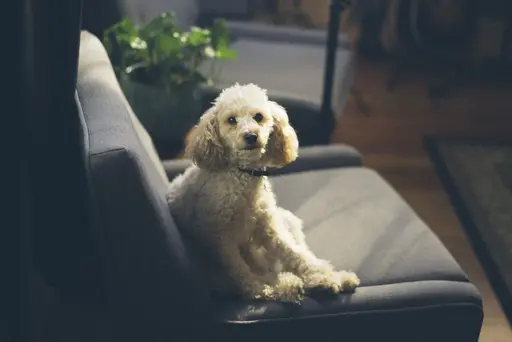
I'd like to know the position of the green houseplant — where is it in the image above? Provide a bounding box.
[102,12,236,153]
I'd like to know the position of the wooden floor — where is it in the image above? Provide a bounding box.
[333,57,512,341]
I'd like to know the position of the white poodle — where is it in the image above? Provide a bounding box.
[167,83,360,302]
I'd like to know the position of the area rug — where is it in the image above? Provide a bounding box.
[424,136,512,324]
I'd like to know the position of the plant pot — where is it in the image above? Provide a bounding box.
[119,71,203,158]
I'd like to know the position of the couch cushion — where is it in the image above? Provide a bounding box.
[214,168,482,340]
[272,168,467,286]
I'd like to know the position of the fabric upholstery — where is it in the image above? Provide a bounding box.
[76,31,483,341]
[77,31,212,341]
[214,168,483,341]
[272,168,467,286]
[162,158,195,181]
[162,144,362,181]
[269,144,362,175]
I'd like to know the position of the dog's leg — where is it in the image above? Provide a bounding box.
[256,213,360,294]
[278,208,307,248]
[279,209,361,292]
[267,208,333,272]
[240,241,304,302]
[215,242,278,300]
[272,272,305,303]
[240,244,282,275]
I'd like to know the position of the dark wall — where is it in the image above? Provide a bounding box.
[82,0,122,37]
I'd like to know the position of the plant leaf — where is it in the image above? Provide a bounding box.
[215,46,237,60]
[155,34,181,55]
[129,37,147,50]
[105,18,139,37]
[210,19,231,50]
[102,18,151,72]
[102,11,238,96]
[187,26,211,46]
[140,11,178,39]
[203,46,215,58]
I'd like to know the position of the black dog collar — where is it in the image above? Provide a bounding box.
[237,167,270,177]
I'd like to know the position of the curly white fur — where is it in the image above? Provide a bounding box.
[167,83,360,302]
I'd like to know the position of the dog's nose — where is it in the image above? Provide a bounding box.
[244,132,258,145]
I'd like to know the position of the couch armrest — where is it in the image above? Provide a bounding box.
[162,144,362,180]
[272,144,362,176]
[162,159,193,181]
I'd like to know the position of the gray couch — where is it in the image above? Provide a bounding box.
[77,31,483,341]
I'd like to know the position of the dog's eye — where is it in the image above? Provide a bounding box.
[253,113,264,122]
[227,116,237,125]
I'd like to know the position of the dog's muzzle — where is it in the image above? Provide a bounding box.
[243,132,259,150]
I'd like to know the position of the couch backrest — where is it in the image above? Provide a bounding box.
[76,31,212,339]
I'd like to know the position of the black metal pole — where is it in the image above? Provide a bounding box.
[321,0,343,118]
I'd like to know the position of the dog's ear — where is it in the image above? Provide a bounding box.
[265,101,299,168]
[185,108,227,170]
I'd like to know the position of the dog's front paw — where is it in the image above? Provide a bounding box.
[336,271,360,292]
[303,271,341,295]
[247,282,276,301]
[273,272,305,303]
